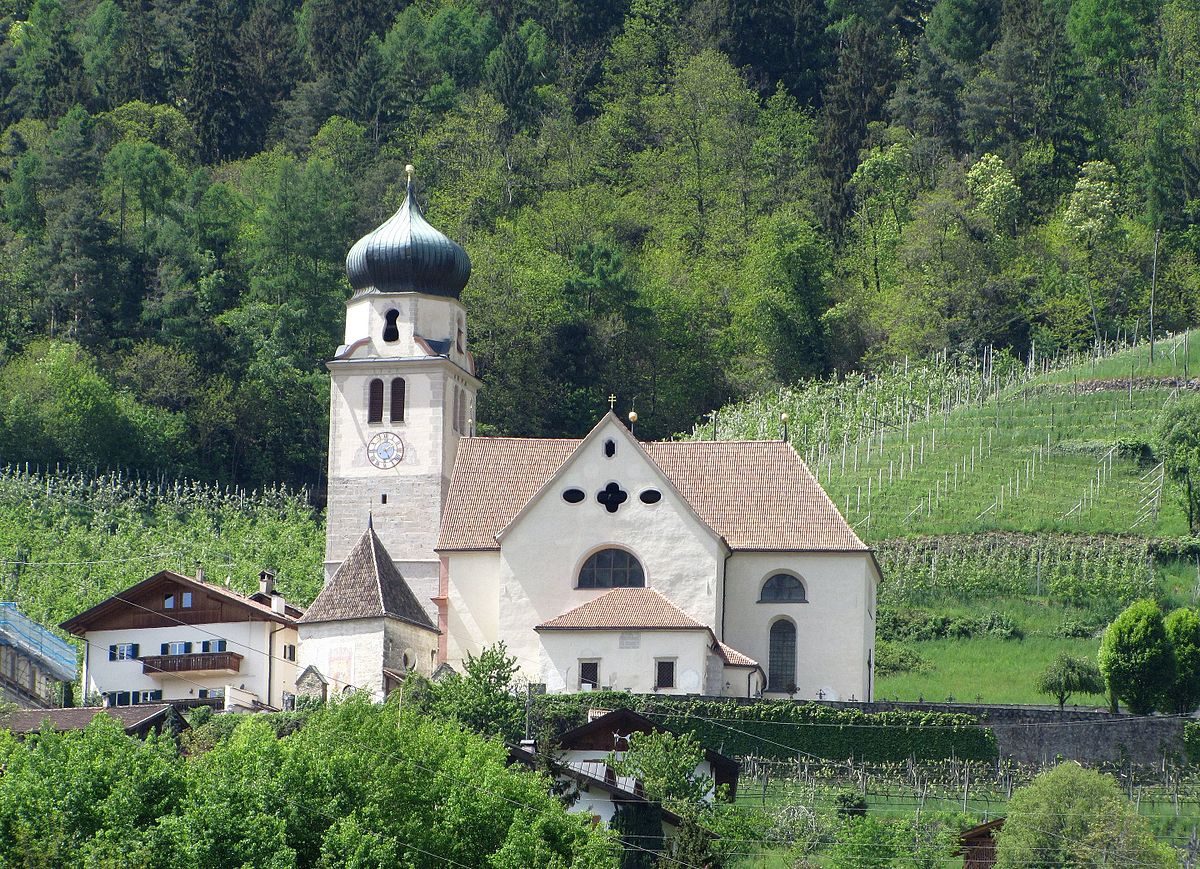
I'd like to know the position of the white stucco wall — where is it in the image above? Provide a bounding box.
[298,618,386,699]
[82,621,297,706]
[444,550,500,665]
[485,418,726,681]
[536,629,711,694]
[721,552,875,701]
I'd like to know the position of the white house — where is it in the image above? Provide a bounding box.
[60,570,302,711]
[313,167,879,702]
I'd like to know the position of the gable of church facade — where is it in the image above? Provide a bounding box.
[493,419,725,673]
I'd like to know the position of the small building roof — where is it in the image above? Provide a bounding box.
[535,588,707,631]
[0,704,179,736]
[438,434,866,552]
[300,525,437,631]
[713,641,758,669]
[60,570,302,635]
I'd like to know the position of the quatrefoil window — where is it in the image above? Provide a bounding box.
[596,482,628,513]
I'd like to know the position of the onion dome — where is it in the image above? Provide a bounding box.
[346,165,471,298]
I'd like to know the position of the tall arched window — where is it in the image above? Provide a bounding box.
[383,309,400,342]
[456,315,465,354]
[760,574,807,602]
[768,619,797,692]
[368,379,384,423]
[578,548,645,588]
[452,387,461,433]
[390,378,405,422]
[457,388,468,433]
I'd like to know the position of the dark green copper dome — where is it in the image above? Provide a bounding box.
[346,169,471,298]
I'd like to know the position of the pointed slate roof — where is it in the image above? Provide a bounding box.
[300,526,437,631]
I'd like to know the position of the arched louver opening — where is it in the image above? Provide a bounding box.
[383,309,400,342]
[368,379,384,423]
[390,378,405,422]
[768,619,797,692]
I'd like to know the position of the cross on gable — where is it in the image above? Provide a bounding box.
[596,482,628,514]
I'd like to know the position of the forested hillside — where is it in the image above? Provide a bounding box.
[0,0,1197,491]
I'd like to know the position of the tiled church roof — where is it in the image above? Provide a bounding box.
[714,641,758,668]
[438,437,866,552]
[300,525,436,630]
[535,588,708,631]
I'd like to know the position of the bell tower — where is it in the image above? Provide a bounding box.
[324,166,479,619]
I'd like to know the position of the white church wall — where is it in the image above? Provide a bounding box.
[722,552,874,701]
[494,420,725,681]
[297,618,386,699]
[444,551,500,666]
[536,629,711,694]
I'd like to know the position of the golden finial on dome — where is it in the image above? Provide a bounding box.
[405,163,415,179]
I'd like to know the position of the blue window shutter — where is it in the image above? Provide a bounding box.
[130,644,139,658]
[160,643,169,655]
[184,642,193,653]
[201,640,209,653]
[108,645,116,661]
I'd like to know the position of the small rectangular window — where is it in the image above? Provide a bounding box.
[163,641,191,655]
[655,660,676,689]
[579,660,599,690]
[283,644,296,662]
[181,591,193,608]
[110,643,138,661]
[163,593,175,609]
[199,687,224,700]
[201,640,227,653]
[381,494,387,504]
[115,691,131,707]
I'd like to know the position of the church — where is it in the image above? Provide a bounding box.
[302,167,879,702]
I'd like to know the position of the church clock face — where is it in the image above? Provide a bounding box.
[367,432,404,469]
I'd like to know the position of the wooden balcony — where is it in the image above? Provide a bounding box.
[141,651,243,676]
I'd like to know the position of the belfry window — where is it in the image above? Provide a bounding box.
[578,548,645,588]
[452,387,461,433]
[768,620,797,693]
[390,378,405,422]
[456,315,465,354]
[368,379,384,423]
[383,309,400,343]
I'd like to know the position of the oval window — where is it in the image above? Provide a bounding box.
[639,489,662,504]
[562,488,586,504]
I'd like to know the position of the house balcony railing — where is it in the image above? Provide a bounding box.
[141,651,243,676]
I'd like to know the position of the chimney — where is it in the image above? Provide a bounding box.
[258,569,276,597]
[271,596,286,615]
[195,563,205,583]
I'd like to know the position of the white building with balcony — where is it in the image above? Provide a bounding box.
[60,569,302,711]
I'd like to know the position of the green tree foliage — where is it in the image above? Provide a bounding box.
[1034,652,1105,710]
[994,763,1176,867]
[1098,598,1176,714]
[1161,607,1200,713]
[1156,394,1200,533]
[427,642,525,741]
[0,700,618,866]
[0,0,1194,491]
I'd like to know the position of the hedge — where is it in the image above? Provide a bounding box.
[531,694,998,762]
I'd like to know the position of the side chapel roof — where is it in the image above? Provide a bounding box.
[535,588,707,631]
[438,434,866,552]
[300,525,437,631]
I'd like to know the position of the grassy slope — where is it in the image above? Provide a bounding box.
[708,330,1200,705]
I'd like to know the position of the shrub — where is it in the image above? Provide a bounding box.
[1161,607,1200,714]
[874,640,929,675]
[1034,653,1104,710]
[834,789,867,818]
[1098,599,1176,714]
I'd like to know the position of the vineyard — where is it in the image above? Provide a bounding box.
[696,330,1200,540]
[0,465,325,628]
[728,755,1200,867]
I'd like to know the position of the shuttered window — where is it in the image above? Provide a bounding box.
[368,379,385,423]
[390,378,405,422]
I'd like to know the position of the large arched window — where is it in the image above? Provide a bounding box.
[368,378,384,423]
[578,548,645,588]
[390,378,405,422]
[760,573,807,603]
[768,619,797,692]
